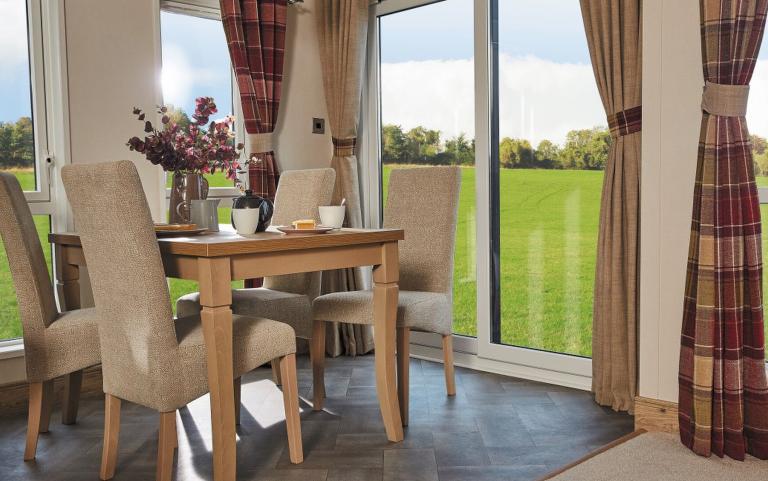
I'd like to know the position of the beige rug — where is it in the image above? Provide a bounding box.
[540,431,768,481]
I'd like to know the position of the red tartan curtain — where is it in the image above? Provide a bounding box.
[220,0,286,200]
[679,0,768,460]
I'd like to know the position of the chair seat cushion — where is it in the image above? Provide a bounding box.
[312,290,452,335]
[176,288,313,339]
[27,307,101,382]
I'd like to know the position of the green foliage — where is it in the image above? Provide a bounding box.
[381,123,612,170]
[0,117,35,169]
[559,127,611,170]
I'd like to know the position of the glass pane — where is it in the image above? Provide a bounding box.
[0,0,37,192]
[160,11,236,188]
[496,0,604,357]
[380,0,477,337]
[749,34,768,342]
[0,215,51,340]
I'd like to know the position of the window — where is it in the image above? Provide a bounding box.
[378,0,477,338]
[160,6,243,311]
[369,0,595,383]
[492,0,603,357]
[0,0,52,341]
[749,32,768,345]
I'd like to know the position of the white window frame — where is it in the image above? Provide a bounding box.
[2,0,70,354]
[364,0,592,389]
[160,1,246,203]
[19,0,51,203]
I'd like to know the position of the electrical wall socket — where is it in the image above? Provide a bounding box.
[312,117,325,134]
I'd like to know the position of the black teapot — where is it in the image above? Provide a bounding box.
[231,190,274,234]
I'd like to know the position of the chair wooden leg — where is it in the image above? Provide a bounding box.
[397,327,410,427]
[442,335,456,396]
[310,319,326,411]
[279,353,303,464]
[234,377,242,426]
[271,360,282,386]
[38,381,54,434]
[62,370,83,425]
[24,381,53,461]
[156,411,176,481]
[100,394,121,480]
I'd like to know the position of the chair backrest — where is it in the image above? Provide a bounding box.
[264,168,336,296]
[62,161,178,401]
[0,173,58,337]
[383,166,461,295]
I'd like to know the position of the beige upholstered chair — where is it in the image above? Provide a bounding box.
[0,173,101,462]
[176,168,336,341]
[311,166,461,424]
[62,161,302,481]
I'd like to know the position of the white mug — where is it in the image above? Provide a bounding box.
[232,208,260,235]
[319,205,346,229]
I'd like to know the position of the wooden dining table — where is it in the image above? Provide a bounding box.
[49,226,405,481]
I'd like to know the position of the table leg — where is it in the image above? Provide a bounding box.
[198,257,236,481]
[373,242,404,442]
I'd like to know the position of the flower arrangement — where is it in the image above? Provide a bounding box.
[127,96,244,184]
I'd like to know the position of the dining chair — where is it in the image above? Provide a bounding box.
[62,160,302,481]
[311,166,461,425]
[0,173,101,461]
[176,168,335,387]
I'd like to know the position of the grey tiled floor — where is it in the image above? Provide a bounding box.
[0,355,634,481]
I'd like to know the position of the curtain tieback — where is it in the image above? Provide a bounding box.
[701,81,749,117]
[607,106,642,138]
[248,133,275,154]
[332,137,357,157]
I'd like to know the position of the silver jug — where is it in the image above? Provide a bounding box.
[190,198,221,232]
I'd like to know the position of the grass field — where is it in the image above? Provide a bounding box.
[2,167,768,358]
[384,165,600,356]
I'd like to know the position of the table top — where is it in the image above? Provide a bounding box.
[49,226,404,257]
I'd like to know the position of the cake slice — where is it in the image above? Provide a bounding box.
[292,219,317,230]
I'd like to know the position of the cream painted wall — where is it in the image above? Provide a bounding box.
[64,0,165,221]
[639,0,703,402]
[275,0,334,171]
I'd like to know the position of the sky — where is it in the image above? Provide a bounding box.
[380,0,768,145]
[2,0,768,145]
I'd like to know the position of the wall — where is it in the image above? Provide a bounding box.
[639,0,703,402]
[275,0,334,171]
[64,0,165,221]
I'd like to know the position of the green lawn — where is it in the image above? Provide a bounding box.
[384,165,600,357]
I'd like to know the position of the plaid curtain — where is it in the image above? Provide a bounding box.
[679,0,768,460]
[220,0,286,200]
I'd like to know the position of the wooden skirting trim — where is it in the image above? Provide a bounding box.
[0,365,103,416]
[536,429,647,481]
[634,396,679,433]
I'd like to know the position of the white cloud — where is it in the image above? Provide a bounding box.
[0,0,30,75]
[382,54,608,145]
[161,44,227,109]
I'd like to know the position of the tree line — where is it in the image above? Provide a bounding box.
[0,117,34,169]
[4,114,768,175]
[382,123,612,170]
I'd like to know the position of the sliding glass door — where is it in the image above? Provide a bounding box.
[369,0,598,384]
[492,1,602,358]
[375,0,477,340]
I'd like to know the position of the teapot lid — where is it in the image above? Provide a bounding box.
[233,189,266,209]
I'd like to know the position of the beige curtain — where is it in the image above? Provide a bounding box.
[316,0,374,356]
[580,0,642,412]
